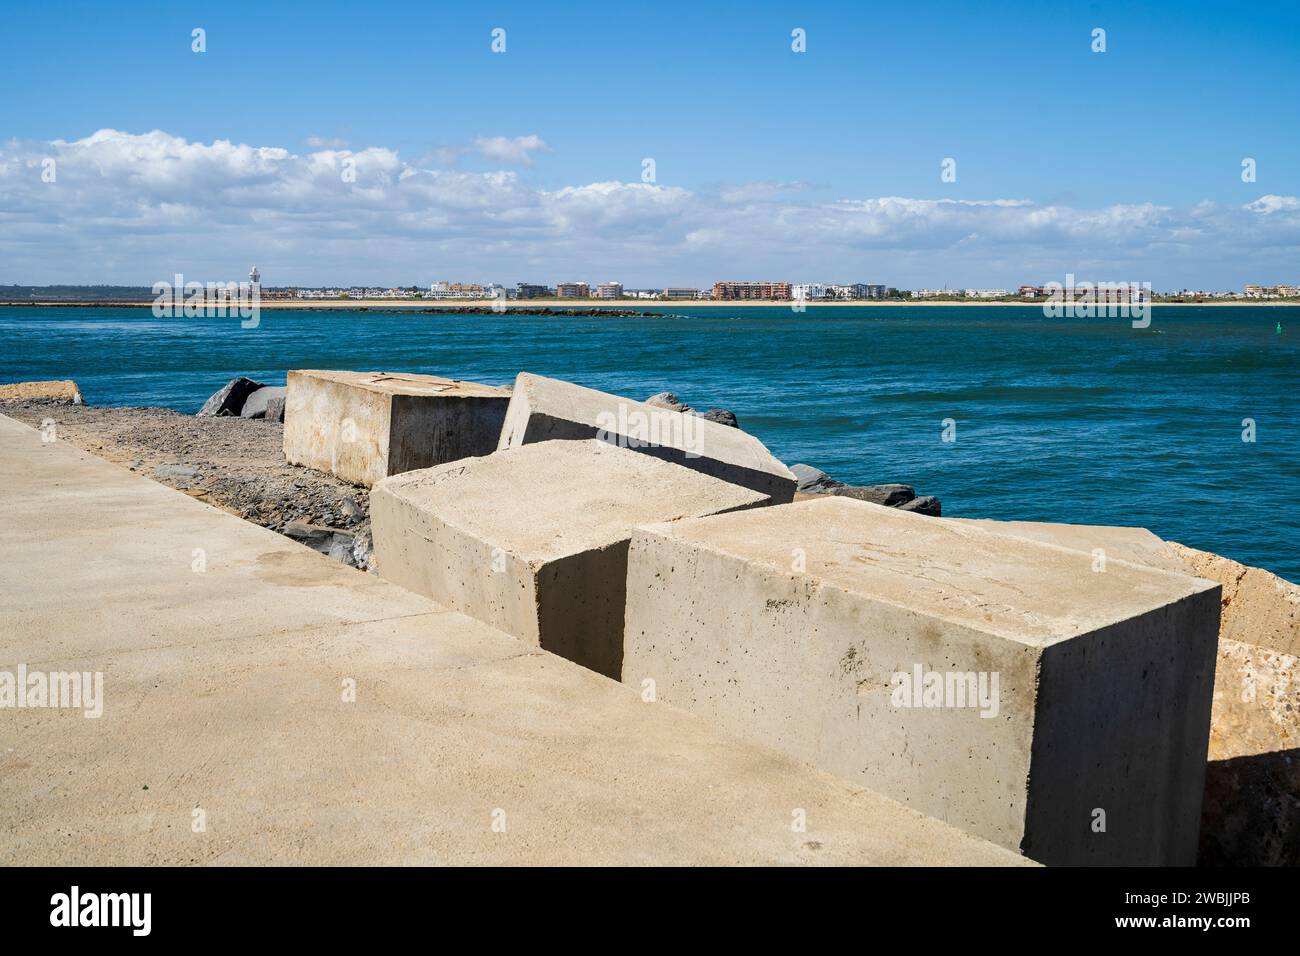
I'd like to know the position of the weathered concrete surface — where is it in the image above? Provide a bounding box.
[0,414,1026,866]
[946,517,1190,573]
[0,378,82,403]
[371,439,769,678]
[283,370,510,486]
[497,373,796,503]
[623,497,1221,865]
[945,517,1300,866]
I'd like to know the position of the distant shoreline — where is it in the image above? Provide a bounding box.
[4,298,1299,310]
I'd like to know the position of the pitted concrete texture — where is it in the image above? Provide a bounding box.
[623,497,1222,865]
[956,517,1300,865]
[497,372,797,503]
[371,439,769,678]
[283,370,510,486]
[0,415,1028,865]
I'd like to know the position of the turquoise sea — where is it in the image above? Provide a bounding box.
[2,305,1297,581]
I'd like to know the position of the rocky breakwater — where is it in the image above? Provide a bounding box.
[790,463,942,516]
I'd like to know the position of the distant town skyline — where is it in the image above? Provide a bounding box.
[2,1,1298,287]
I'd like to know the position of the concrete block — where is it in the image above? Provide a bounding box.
[0,379,83,404]
[622,497,1222,865]
[497,373,796,503]
[962,519,1300,865]
[371,439,769,677]
[283,370,510,486]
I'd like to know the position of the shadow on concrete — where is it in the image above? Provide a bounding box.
[1199,748,1300,866]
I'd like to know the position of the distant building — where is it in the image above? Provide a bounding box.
[792,283,830,300]
[662,287,699,300]
[556,282,590,298]
[594,281,623,299]
[711,281,792,301]
[515,283,551,299]
[964,289,1008,299]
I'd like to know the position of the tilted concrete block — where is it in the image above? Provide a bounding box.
[371,439,770,677]
[283,370,510,486]
[497,373,796,503]
[622,497,1222,865]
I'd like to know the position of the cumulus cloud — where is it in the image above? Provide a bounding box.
[472,134,549,166]
[1,129,1297,287]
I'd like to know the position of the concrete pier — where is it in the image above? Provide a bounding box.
[0,413,1025,866]
[497,373,797,502]
[283,370,510,486]
[370,439,769,677]
[622,497,1222,865]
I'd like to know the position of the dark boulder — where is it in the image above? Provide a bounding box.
[832,483,916,507]
[791,463,844,494]
[896,495,942,517]
[694,408,739,428]
[197,377,265,417]
[646,391,741,428]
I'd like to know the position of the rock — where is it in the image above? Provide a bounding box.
[282,519,336,553]
[645,391,691,413]
[240,386,287,420]
[693,408,739,429]
[791,465,935,512]
[791,463,844,494]
[328,532,358,566]
[896,495,942,516]
[647,391,739,428]
[833,483,916,507]
[339,496,363,524]
[263,394,286,423]
[154,463,200,480]
[350,529,374,571]
[197,377,265,417]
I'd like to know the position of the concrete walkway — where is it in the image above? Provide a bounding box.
[0,413,1025,866]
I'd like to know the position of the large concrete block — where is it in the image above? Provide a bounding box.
[622,497,1222,865]
[950,518,1300,864]
[371,439,770,677]
[283,370,510,486]
[497,373,796,503]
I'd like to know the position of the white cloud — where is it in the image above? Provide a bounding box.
[1,129,1297,287]
[305,135,349,148]
[472,135,549,166]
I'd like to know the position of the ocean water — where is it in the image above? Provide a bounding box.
[3,305,1297,581]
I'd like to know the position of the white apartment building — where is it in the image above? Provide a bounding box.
[792,283,830,300]
[594,281,623,299]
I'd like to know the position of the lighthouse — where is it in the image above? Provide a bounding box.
[249,265,261,290]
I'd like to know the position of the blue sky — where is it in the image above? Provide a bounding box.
[2,0,1298,287]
